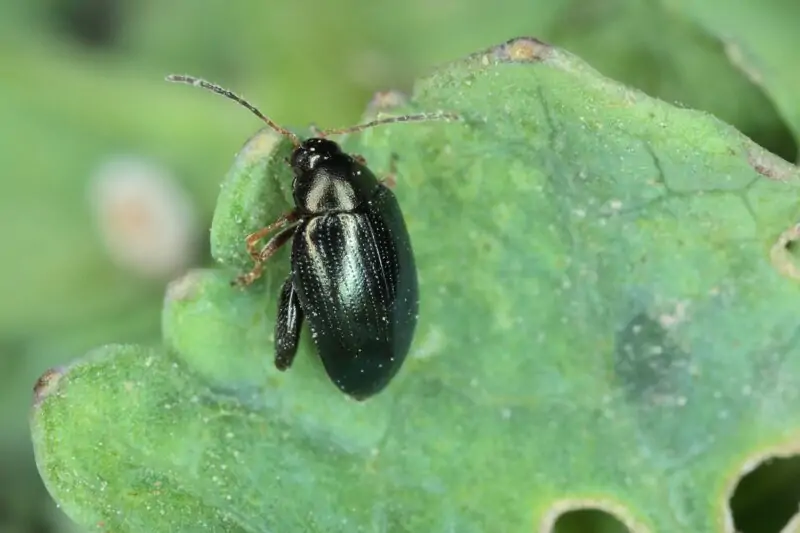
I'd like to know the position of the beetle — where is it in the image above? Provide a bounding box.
[166,74,458,400]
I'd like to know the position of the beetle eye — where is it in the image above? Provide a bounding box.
[291,149,318,172]
[290,150,303,168]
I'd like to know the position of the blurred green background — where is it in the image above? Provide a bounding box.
[2,0,798,532]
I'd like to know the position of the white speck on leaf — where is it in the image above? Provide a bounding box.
[413,327,444,360]
[658,300,690,329]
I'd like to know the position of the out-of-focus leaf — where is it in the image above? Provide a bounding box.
[667,0,800,155]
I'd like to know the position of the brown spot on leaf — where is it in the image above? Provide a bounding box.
[747,146,796,181]
[33,367,64,406]
[500,37,551,62]
[475,37,552,65]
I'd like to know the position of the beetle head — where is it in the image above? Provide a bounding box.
[290,138,343,175]
[290,138,379,214]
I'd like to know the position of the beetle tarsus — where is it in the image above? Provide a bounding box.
[231,265,263,287]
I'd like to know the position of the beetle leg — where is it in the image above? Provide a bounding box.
[244,210,298,261]
[274,276,304,370]
[231,225,296,287]
[379,153,399,189]
[351,153,368,165]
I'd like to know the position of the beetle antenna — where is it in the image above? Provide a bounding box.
[317,111,461,137]
[166,74,301,147]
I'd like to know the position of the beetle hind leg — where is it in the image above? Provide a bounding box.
[274,276,304,370]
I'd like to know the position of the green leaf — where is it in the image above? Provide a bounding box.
[31,38,800,532]
[667,0,800,152]
[209,130,294,270]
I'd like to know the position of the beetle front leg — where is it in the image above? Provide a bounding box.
[379,153,399,189]
[352,153,397,188]
[231,225,296,287]
[244,210,298,261]
[274,276,304,370]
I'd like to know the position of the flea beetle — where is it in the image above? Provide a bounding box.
[167,74,458,400]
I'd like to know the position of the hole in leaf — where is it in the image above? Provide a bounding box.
[730,455,800,533]
[553,509,631,533]
[770,224,800,281]
[786,237,799,257]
